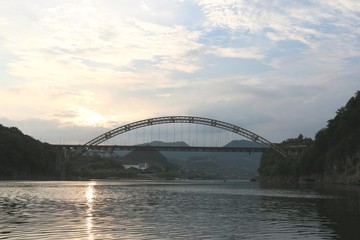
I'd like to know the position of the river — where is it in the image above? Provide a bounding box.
[0,180,359,239]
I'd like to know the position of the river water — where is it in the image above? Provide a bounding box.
[0,180,359,240]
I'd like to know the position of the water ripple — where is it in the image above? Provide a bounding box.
[0,180,359,239]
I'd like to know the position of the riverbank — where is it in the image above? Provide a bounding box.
[260,173,360,185]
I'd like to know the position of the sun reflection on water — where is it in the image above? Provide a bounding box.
[86,182,96,240]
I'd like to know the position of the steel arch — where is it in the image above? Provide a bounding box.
[68,116,287,160]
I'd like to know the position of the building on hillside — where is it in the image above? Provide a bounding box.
[123,163,148,171]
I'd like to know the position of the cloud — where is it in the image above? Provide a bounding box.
[198,1,360,84]
[206,46,264,59]
[195,0,360,47]
[2,1,204,81]
[0,17,7,26]
[0,0,359,144]
[0,1,205,126]
[0,117,111,144]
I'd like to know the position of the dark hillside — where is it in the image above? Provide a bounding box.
[300,90,360,183]
[258,134,312,182]
[259,90,360,184]
[0,124,57,179]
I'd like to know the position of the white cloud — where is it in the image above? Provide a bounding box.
[0,17,7,26]
[195,0,360,47]
[206,46,264,59]
[0,1,205,126]
[4,1,203,81]
[0,0,360,143]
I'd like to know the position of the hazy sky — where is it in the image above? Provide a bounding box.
[1,0,359,144]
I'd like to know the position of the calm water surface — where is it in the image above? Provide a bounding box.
[0,180,359,239]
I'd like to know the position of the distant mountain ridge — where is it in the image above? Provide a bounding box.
[223,140,263,148]
[138,139,261,148]
[138,141,190,147]
[135,139,261,179]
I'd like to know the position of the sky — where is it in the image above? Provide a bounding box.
[0,0,359,144]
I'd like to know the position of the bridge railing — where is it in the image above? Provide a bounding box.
[54,144,269,154]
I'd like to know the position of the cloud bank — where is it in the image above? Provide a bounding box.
[0,0,359,143]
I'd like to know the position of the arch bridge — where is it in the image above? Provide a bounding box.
[65,116,287,161]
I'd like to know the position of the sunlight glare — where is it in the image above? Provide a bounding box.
[85,182,96,240]
[86,183,95,203]
[76,107,105,126]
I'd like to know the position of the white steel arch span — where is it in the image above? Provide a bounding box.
[68,116,287,160]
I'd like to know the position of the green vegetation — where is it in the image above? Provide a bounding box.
[0,125,57,179]
[166,140,262,179]
[67,155,138,179]
[0,122,262,180]
[68,149,181,180]
[180,153,261,180]
[259,90,360,183]
[258,134,312,181]
[0,123,259,180]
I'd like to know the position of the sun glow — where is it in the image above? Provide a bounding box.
[76,107,105,126]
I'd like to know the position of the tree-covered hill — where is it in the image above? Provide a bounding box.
[122,149,174,170]
[259,90,360,184]
[258,134,312,182]
[0,124,57,179]
[153,140,262,179]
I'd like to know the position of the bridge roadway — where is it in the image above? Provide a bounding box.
[53,144,268,153]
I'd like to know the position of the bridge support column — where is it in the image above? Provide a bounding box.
[55,147,67,180]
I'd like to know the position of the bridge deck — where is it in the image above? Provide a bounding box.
[54,144,268,153]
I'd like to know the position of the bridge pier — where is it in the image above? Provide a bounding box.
[55,147,67,180]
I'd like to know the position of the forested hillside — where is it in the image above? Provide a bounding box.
[136,140,261,179]
[258,134,313,181]
[0,124,57,179]
[259,91,360,184]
